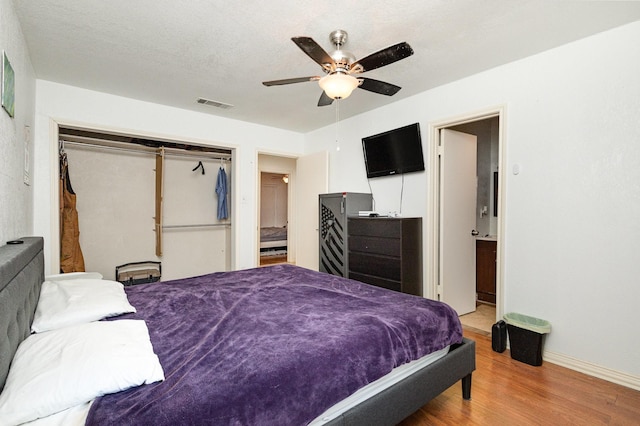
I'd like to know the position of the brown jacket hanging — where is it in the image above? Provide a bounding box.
[60,156,85,273]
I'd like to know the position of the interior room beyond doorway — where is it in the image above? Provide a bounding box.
[259,172,289,266]
[257,154,296,267]
[450,117,499,333]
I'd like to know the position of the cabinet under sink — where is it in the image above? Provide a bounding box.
[476,239,496,304]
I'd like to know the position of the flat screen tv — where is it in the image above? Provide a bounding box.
[362,123,425,178]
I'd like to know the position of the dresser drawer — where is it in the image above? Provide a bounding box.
[349,272,402,293]
[349,252,401,280]
[345,216,422,296]
[348,218,401,237]
[349,235,401,257]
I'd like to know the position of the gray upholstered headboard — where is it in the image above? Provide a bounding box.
[0,237,44,392]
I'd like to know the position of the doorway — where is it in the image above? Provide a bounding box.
[259,171,289,266]
[257,154,296,266]
[256,151,329,270]
[428,108,505,332]
[293,151,329,270]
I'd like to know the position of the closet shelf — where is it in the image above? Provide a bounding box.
[161,223,230,230]
[61,140,232,161]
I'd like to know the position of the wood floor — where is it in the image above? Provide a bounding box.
[259,254,288,266]
[398,329,640,425]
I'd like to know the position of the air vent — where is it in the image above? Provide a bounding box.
[196,97,234,109]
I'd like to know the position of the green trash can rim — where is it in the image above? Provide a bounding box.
[503,312,551,334]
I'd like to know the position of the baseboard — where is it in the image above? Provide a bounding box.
[544,350,640,391]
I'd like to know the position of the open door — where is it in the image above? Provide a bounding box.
[440,129,477,315]
[296,151,329,270]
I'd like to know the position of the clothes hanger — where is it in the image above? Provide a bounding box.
[192,161,205,175]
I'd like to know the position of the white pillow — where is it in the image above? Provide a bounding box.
[44,272,104,281]
[22,401,92,426]
[0,320,164,425]
[31,278,136,333]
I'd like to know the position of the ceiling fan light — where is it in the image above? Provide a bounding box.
[319,73,359,100]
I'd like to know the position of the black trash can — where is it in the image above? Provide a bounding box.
[491,320,507,353]
[503,313,551,366]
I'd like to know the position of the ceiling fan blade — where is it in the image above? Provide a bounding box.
[352,42,414,73]
[292,37,335,71]
[318,91,334,107]
[358,78,401,96]
[262,76,320,86]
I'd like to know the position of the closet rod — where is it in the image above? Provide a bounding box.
[61,140,232,161]
[162,223,231,230]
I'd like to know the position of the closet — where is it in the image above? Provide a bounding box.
[59,128,232,281]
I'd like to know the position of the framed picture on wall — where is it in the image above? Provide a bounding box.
[2,51,15,118]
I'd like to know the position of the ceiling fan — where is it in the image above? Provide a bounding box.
[262,30,414,106]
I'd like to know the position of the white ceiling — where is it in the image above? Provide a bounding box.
[13,1,640,133]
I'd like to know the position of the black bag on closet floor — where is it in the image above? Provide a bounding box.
[492,320,507,353]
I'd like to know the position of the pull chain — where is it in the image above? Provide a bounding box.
[335,100,340,151]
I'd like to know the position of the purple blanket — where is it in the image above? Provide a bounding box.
[87,264,462,425]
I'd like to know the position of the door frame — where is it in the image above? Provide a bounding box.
[255,150,329,270]
[427,106,506,321]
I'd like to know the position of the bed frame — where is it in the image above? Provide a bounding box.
[323,339,475,425]
[0,237,475,425]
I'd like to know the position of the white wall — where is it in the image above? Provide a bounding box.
[305,22,640,381]
[33,81,304,273]
[0,0,36,244]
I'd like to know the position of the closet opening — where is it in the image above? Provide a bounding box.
[57,126,233,282]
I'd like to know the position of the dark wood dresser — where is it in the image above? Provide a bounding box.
[347,217,422,296]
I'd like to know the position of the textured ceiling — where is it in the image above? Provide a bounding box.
[13,1,640,133]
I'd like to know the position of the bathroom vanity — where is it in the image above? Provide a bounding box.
[476,237,497,304]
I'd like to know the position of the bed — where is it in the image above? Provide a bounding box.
[0,237,475,426]
[260,226,288,250]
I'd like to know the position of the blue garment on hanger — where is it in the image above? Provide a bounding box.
[216,167,228,220]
